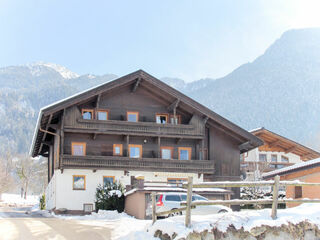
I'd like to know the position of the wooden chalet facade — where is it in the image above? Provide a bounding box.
[30,70,263,212]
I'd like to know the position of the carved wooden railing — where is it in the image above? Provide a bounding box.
[63,119,205,139]
[61,155,214,173]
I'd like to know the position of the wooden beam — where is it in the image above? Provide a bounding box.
[285,146,297,153]
[48,124,59,130]
[95,94,101,109]
[158,137,161,158]
[39,114,53,154]
[93,133,98,140]
[131,78,141,92]
[126,135,130,157]
[41,141,53,146]
[301,153,314,160]
[268,139,281,148]
[203,116,209,125]
[167,99,180,111]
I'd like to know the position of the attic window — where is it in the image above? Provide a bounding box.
[82,109,93,120]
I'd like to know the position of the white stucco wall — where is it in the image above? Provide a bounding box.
[245,148,302,164]
[45,173,56,210]
[51,169,203,211]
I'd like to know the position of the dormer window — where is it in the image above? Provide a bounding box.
[156,114,169,124]
[82,109,94,120]
[127,111,139,122]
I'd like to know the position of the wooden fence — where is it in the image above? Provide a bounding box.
[151,175,320,227]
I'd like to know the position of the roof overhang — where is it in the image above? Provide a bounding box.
[30,70,263,157]
[250,128,320,161]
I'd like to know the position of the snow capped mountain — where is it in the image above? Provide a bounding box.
[26,62,79,79]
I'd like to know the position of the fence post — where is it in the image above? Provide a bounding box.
[185,176,193,228]
[152,192,156,224]
[271,175,280,219]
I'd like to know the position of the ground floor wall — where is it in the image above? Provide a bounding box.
[283,171,320,208]
[46,169,203,211]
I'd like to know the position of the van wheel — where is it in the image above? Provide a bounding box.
[168,209,182,217]
[218,209,228,214]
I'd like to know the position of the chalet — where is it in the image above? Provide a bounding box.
[30,70,263,212]
[262,158,320,208]
[241,128,320,180]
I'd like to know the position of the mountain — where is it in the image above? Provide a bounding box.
[0,28,320,156]
[183,28,320,149]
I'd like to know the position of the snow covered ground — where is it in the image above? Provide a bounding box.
[48,203,320,239]
[0,193,39,206]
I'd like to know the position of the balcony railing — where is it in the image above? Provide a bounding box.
[63,118,205,139]
[61,155,214,173]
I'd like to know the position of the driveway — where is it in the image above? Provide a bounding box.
[0,206,113,240]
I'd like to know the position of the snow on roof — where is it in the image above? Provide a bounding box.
[249,127,264,133]
[262,158,320,179]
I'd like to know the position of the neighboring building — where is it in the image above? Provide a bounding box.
[30,70,262,212]
[262,158,320,208]
[241,128,320,180]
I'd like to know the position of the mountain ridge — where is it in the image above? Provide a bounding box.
[1,28,320,156]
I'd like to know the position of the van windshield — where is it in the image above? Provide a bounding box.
[181,195,187,201]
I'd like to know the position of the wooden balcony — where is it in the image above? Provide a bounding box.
[240,161,294,172]
[61,155,214,173]
[63,118,205,139]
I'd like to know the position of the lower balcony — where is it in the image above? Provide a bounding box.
[61,155,215,174]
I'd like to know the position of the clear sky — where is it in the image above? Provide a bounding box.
[1,0,320,82]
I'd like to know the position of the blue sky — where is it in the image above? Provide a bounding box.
[1,0,320,81]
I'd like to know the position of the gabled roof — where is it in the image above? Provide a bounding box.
[30,70,263,157]
[262,158,320,179]
[250,128,320,161]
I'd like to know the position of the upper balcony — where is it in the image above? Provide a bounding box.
[61,154,214,173]
[64,118,205,139]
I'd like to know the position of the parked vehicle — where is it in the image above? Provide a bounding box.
[156,192,232,217]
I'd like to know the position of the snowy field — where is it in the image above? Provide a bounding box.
[1,194,320,239]
[46,203,320,239]
[0,193,39,206]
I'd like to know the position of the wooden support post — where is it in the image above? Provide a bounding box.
[185,176,193,228]
[152,192,156,224]
[271,175,280,219]
[126,135,130,157]
[158,137,161,158]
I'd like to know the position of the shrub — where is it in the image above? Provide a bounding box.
[40,193,45,210]
[95,181,125,212]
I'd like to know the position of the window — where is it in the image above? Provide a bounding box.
[259,154,267,162]
[167,178,187,186]
[97,110,109,120]
[103,176,115,186]
[178,147,191,160]
[113,144,123,156]
[72,142,86,156]
[169,115,181,124]
[73,175,86,190]
[295,186,302,198]
[82,109,94,120]
[161,147,173,159]
[127,111,139,122]
[271,154,277,162]
[156,114,169,124]
[192,196,207,201]
[129,144,142,158]
[165,195,181,201]
[281,156,289,162]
